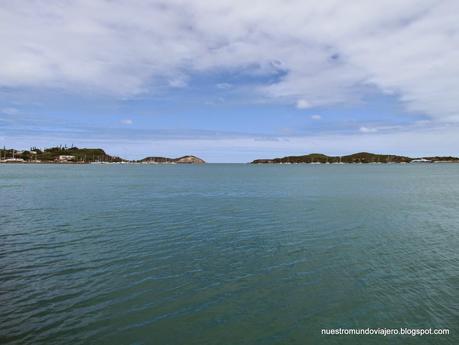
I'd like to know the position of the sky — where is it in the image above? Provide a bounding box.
[1,0,458,162]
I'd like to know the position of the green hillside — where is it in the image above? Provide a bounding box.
[251,152,458,164]
[1,146,125,162]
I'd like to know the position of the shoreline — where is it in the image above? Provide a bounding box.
[2,161,459,165]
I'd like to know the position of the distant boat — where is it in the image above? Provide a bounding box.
[333,156,345,164]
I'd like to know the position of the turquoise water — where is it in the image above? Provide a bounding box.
[1,164,458,345]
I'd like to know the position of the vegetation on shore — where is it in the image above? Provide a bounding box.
[0,146,205,164]
[0,146,125,163]
[2,146,457,164]
[251,152,459,164]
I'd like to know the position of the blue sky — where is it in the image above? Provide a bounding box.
[1,1,458,162]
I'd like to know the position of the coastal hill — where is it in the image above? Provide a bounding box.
[0,146,125,163]
[251,152,459,164]
[0,146,206,164]
[139,155,205,164]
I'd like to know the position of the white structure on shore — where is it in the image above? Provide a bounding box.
[410,158,431,163]
[2,158,25,162]
[57,155,75,162]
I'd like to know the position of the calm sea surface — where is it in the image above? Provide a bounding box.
[1,164,458,345]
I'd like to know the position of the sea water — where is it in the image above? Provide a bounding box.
[1,164,458,344]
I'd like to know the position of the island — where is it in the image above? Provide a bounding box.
[0,146,206,164]
[251,152,459,164]
[139,155,205,164]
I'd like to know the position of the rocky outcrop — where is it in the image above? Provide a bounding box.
[173,155,205,164]
[139,155,205,164]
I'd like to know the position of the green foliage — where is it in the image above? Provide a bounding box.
[1,146,124,162]
[251,152,457,164]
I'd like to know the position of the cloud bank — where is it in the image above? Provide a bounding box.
[4,122,459,162]
[1,0,458,121]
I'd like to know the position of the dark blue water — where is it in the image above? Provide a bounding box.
[1,164,458,344]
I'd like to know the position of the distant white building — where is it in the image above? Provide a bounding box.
[4,158,25,163]
[410,158,431,163]
[57,155,75,162]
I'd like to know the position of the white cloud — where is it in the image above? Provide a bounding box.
[5,123,459,162]
[311,114,322,120]
[168,77,188,88]
[359,126,378,133]
[296,99,311,109]
[0,0,458,121]
[120,119,133,125]
[216,83,232,89]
